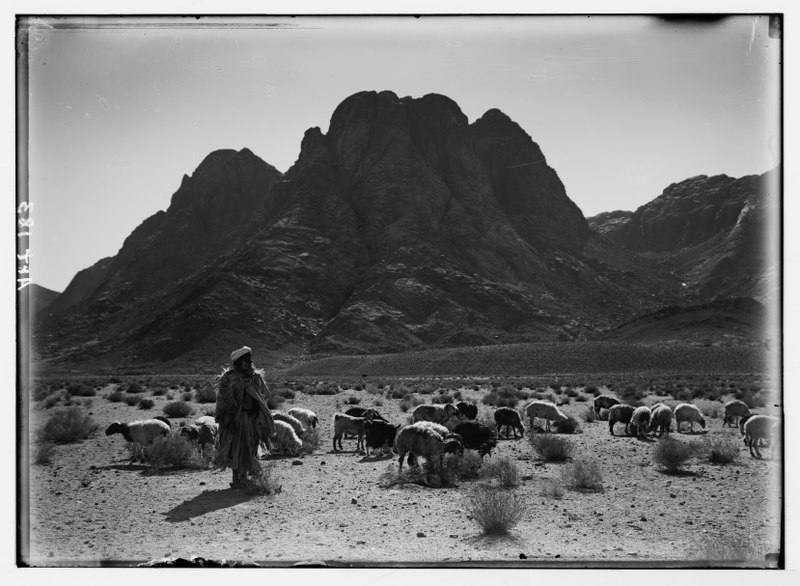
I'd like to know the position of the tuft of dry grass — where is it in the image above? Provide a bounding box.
[465,484,526,535]
[703,436,741,464]
[38,408,98,444]
[33,442,57,465]
[539,479,564,499]
[530,434,574,462]
[481,456,521,488]
[242,463,282,496]
[163,401,194,419]
[653,437,695,473]
[131,434,212,470]
[560,456,604,492]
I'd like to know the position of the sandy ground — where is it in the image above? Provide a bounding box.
[22,384,782,567]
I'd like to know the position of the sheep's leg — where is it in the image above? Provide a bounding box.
[609,421,615,436]
[398,451,405,471]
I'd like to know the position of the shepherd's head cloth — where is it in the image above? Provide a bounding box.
[230,346,252,365]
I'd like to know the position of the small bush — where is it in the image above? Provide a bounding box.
[151,388,167,396]
[704,436,740,464]
[33,442,57,465]
[530,435,574,462]
[127,382,145,394]
[373,398,384,407]
[163,401,194,419]
[555,415,581,434]
[453,450,484,480]
[482,385,530,408]
[39,408,97,444]
[138,398,155,410]
[243,463,282,496]
[135,434,212,470]
[431,392,454,405]
[107,390,125,403]
[653,437,695,473]
[560,456,604,492]
[194,385,217,403]
[345,396,361,405]
[399,394,424,412]
[124,394,142,406]
[180,391,193,402]
[465,484,526,535]
[68,382,96,397]
[539,479,564,499]
[583,408,597,423]
[482,456,521,488]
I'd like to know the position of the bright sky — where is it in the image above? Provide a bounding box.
[23,14,781,293]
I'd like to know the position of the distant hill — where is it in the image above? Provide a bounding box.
[26,284,60,317]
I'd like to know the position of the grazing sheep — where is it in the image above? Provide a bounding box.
[272,411,305,438]
[332,413,366,452]
[724,400,751,428]
[649,405,673,437]
[412,403,459,425]
[271,420,303,456]
[593,394,620,415]
[405,422,464,465]
[153,415,172,429]
[455,402,478,420]
[442,435,464,456]
[394,424,444,471]
[674,403,706,433]
[180,417,219,448]
[195,415,216,427]
[630,406,652,439]
[287,407,318,429]
[608,404,635,436]
[525,400,568,432]
[410,420,450,436]
[743,415,780,458]
[345,407,388,422]
[494,407,524,438]
[452,421,497,457]
[105,419,170,445]
[363,420,399,457]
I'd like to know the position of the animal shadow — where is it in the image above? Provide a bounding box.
[163,488,254,522]
[358,453,394,463]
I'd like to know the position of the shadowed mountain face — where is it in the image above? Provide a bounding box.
[34,91,778,368]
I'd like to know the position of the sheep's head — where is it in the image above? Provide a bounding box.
[105,422,124,436]
[699,418,706,429]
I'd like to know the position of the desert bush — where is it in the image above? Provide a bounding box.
[194,384,217,403]
[345,396,361,405]
[33,442,56,465]
[39,408,97,444]
[126,382,145,394]
[555,415,581,434]
[452,450,484,480]
[163,401,194,419]
[399,394,424,413]
[583,407,597,423]
[703,436,740,464]
[482,456,521,488]
[653,437,695,473]
[67,382,96,397]
[373,397,384,407]
[134,434,212,470]
[106,390,125,403]
[698,527,767,564]
[301,427,320,455]
[539,479,564,499]
[431,391,455,404]
[560,456,604,492]
[575,394,588,403]
[138,398,155,410]
[530,435,574,462]
[151,387,167,396]
[565,387,579,398]
[33,384,53,402]
[243,463,282,496]
[124,394,142,406]
[482,384,530,408]
[44,397,59,409]
[465,484,526,535]
[277,388,296,401]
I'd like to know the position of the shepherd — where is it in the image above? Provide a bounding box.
[214,346,276,488]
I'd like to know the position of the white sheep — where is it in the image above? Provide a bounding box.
[105,419,171,445]
[630,406,652,439]
[593,394,620,415]
[723,400,751,428]
[287,407,318,430]
[743,415,780,458]
[674,403,706,433]
[332,413,366,452]
[649,404,673,437]
[180,418,219,449]
[272,411,305,438]
[525,400,568,432]
[270,420,303,456]
[608,404,635,436]
[394,424,444,471]
[411,403,460,425]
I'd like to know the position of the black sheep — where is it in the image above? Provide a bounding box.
[494,407,524,438]
[455,402,478,420]
[453,421,497,457]
[363,420,399,456]
[345,407,388,422]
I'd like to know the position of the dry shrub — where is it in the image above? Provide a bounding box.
[482,456,521,488]
[33,442,56,465]
[452,450,484,480]
[555,415,581,434]
[704,436,740,464]
[465,484,526,535]
[135,434,212,470]
[126,382,145,394]
[583,407,597,423]
[138,398,155,410]
[194,384,217,403]
[163,401,194,419]
[106,390,125,403]
[124,394,142,406]
[560,456,604,492]
[482,385,530,408]
[539,479,564,499]
[243,463,282,496]
[530,434,574,462]
[39,408,97,444]
[653,437,695,473]
[698,527,769,565]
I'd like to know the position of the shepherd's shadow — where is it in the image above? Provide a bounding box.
[163,488,254,522]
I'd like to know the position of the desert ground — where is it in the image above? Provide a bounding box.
[22,373,782,568]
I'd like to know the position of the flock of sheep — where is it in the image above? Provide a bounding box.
[103,390,781,470]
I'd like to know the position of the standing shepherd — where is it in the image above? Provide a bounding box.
[214,346,276,488]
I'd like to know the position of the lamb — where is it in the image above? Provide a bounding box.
[452,421,497,457]
[630,406,652,439]
[525,400,568,432]
[649,404,673,437]
[363,420,399,457]
[593,394,621,415]
[674,403,706,433]
[394,424,444,472]
[332,413,366,452]
[105,419,171,445]
[411,403,460,425]
[455,402,478,420]
[271,420,303,456]
[494,407,524,438]
[608,404,635,436]
[287,407,318,429]
[723,400,751,428]
[271,411,305,438]
[742,415,780,458]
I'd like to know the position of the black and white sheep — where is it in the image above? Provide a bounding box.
[287,407,318,429]
[455,401,478,420]
[452,421,496,457]
[345,407,388,422]
[180,417,219,449]
[105,419,171,445]
[743,415,780,458]
[271,420,303,456]
[494,407,524,438]
[724,400,751,428]
[593,394,621,415]
[674,403,706,433]
[363,420,400,457]
[394,424,444,471]
[412,403,460,425]
[608,404,635,436]
[630,406,652,439]
[332,413,366,452]
[153,415,172,429]
[525,400,568,432]
[272,411,306,438]
[649,404,673,437]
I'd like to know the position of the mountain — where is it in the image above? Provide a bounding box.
[24,284,60,317]
[33,91,777,369]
